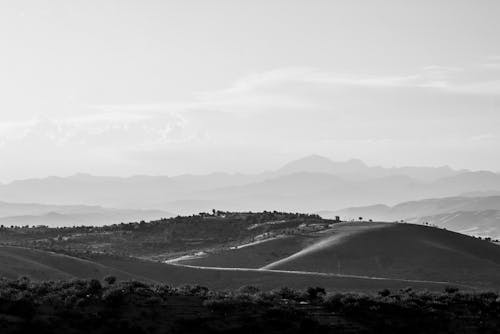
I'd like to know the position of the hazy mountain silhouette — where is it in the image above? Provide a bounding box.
[0,201,171,227]
[274,155,463,181]
[326,196,500,219]
[274,155,369,177]
[0,173,265,209]
[461,190,500,197]
[406,210,500,239]
[0,155,496,215]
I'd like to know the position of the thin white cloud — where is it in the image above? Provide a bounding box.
[202,66,500,110]
[3,63,497,151]
[90,64,500,118]
[2,63,497,180]
[198,67,422,95]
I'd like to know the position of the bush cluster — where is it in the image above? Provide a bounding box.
[0,278,499,333]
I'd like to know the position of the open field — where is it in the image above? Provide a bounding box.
[0,245,458,292]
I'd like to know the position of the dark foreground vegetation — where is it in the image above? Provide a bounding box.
[0,278,499,334]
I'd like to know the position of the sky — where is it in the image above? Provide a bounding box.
[1,0,500,182]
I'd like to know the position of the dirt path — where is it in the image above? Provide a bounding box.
[169,262,474,288]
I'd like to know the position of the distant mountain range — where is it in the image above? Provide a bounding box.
[407,210,500,239]
[0,155,499,215]
[0,201,171,227]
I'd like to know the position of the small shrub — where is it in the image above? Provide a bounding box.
[238,285,261,295]
[104,276,117,285]
[102,287,126,306]
[273,287,301,301]
[306,287,326,302]
[445,286,459,294]
[378,289,391,297]
[87,279,102,294]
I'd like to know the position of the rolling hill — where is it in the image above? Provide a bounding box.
[264,223,500,288]
[0,246,137,281]
[0,245,448,292]
[178,222,500,289]
[1,212,499,290]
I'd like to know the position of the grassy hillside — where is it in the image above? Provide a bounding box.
[0,246,137,281]
[264,222,500,288]
[171,221,500,289]
[98,254,455,292]
[179,222,387,268]
[2,213,500,291]
[0,246,452,292]
[0,211,326,258]
[178,234,315,268]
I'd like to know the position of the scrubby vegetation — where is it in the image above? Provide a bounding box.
[0,211,328,259]
[0,278,499,333]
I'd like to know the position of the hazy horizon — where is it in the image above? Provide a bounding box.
[0,154,489,184]
[2,1,500,182]
[0,150,492,183]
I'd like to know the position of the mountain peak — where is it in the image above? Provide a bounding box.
[345,158,368,167]
[276,155,368,175]
[294,154,334,164]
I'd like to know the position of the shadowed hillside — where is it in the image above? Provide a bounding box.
[264,223,500,288]
[178,233,317,269]
[0,211,326,258]
[2,212,500,291]
[0,246,449,292]
[0,246,137,281]
[177,221,500,289]
[179,222,387,269]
